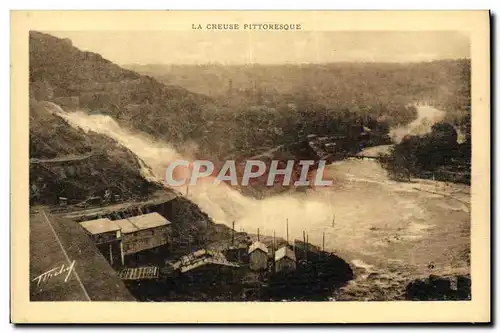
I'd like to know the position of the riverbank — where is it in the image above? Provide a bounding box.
[46,101,470,301]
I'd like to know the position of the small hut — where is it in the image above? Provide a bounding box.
[168,249,240,283]
[248,241,268,271]
[294,239,322,262]
[113,212,171,257]
[274,246,297,273]
[79,218,122,266]
[224,242,249,263]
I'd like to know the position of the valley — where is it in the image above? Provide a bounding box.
[28,31,471,302]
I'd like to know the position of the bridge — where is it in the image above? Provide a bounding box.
[345,154,382,161]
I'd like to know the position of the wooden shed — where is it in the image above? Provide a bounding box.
[113,212,171,256]
[274,246,297,273]
[79,218,123,266]
[248,241,268,271]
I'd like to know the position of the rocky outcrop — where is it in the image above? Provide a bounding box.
[405,274,471,301]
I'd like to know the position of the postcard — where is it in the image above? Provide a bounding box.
[11,10,490,323]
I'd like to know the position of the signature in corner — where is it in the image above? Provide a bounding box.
[32,260,76,286]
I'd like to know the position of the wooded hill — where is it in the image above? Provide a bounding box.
[127,60,470,128]
[127,60,470,161]
[29,31,471,200]
[30,31,212,146]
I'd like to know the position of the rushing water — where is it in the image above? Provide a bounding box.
[44,101,470,283]
[389,104,446,143]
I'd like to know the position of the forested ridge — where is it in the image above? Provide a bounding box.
[31,31,471,192]
[128,60,470,162]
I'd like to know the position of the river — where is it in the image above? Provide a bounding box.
[45,101,471,299]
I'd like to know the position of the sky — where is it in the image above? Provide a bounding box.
[47,30,470,65]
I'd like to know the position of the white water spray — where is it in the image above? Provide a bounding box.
[41,101,466,272]
[390,104,446,143]
[41,101,335,242]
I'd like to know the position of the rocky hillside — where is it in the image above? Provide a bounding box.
[28,31,224,205]
[29,31,213,145]
[29,101,162,205]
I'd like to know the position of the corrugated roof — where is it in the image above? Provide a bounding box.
[79,218,120,235]
[248,241,268,254]
[169,249,239,273]
[114,212,171,234]
[179,257,239,273]
[275,247,296,262]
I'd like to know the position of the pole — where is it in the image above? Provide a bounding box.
[303,230,306,257]
[257,228,260,242]
[273,230,276,252]
[273,230,276,274]
[232,221,235,245]
[322,232,325,253]
[120,241,124,266]
[306,233,309,262]
[286,218,289,245]
[109,243,113,265]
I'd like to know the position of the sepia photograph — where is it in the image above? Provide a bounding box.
[11,10,490,323]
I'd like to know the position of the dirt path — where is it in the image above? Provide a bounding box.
[30,152,94,164]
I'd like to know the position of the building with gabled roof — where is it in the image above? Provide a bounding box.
[113,212,171,256]
[79,217,122,266]
[248,241,268,255]
[274,246,297,273]
[31,211,135,301]
[293,239,322,262]
[79,212,172,267]
[248,241,269,271]
[126,212,170,230]
[169,249,239,274]
[80,217,120,236]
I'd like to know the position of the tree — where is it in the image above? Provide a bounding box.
[389,137,420,181]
